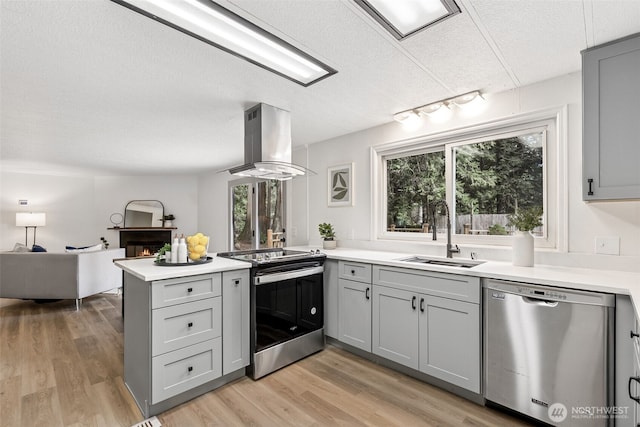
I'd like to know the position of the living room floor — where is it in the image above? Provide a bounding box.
[0,295,531,427]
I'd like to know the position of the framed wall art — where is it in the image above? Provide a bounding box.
[328,163,354,207]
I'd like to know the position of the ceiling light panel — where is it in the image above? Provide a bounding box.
[112,0,337,86]
[354,0,461,40]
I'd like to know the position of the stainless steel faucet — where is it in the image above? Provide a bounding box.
[431,200,460,258]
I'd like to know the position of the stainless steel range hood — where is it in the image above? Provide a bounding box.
[228,103,314,180]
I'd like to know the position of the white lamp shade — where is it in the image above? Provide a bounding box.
[16,212,46,227]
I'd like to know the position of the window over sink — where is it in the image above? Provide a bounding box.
[374,107,565,249]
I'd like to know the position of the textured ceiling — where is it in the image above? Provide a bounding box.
[1,0,640,175]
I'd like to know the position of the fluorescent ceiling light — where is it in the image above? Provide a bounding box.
[112,0,337,86]
[354,0,460,40]
[450,90,481,106]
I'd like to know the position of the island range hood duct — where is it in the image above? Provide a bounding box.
[228,103,314,180]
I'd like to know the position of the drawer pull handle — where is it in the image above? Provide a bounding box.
[188,322,193,328]
[234,279,240,285]
[187,287,193,293]
[188,366,193,373]
[631,331,640,339]
[351,269,355,275]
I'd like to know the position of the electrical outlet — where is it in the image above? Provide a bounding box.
[18,199,28,205]
[595,236,620,255]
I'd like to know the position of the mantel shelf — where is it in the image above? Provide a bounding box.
[108,227,177,231]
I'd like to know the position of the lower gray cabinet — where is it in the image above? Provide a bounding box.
[372,285,419,369]
[418,295,480,392]
[338,278,372,352]
[222,270,250,375]
[323,259,339,339]
[371,265,481,394]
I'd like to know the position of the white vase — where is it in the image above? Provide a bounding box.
[323,239,337,250]
[512,230,534,267]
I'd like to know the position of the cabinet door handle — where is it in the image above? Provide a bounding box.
[420,298,425,312]
[234,279,240,285]
[187,287,193,293]
[365,287,370,300]
[351,269,355,275]
[188,322,193,328]
[629,377,640,403]
[587,178,594,196]
[188,366,193,373]
[411,296,417,310]
[631,330,640,339]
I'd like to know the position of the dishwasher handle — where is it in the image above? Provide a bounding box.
[629,377,640,404]
[522,296,559,307]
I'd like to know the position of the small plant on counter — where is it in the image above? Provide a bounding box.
[318,223,336,240]
[507,206,543,232]
[100,236,110,249]
[156,243,172,262]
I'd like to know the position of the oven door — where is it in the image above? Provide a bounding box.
[253,266,323,353]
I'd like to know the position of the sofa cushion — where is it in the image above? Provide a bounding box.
[65,243,102,253]
[12,242,31,252]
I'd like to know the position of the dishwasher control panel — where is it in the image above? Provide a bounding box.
[485,279,615,307]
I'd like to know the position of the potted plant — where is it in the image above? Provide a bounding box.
[161,214,175,227]
[318,222,337,250]
[507,206,543,267]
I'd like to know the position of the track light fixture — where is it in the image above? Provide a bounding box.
[393,91,483,123]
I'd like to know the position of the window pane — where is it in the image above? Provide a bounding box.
[386,150,445,233]
[232,183,252,250]
[453,132,544,236]
[257,180,285,248]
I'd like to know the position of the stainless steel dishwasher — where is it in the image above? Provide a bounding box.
[484,279,615,426]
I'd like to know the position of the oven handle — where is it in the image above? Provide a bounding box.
[254,266,324,285]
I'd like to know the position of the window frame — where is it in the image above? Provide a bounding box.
[371,106,567,250]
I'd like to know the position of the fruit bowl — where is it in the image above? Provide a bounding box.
[187,233,210,262]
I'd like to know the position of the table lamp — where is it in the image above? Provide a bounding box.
[16,212,46,246]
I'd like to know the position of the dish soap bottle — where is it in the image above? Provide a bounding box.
[178,234,188,263]
[170,234,179,264]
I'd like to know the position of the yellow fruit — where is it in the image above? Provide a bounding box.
[189,252,201,260]
[195,232,204,239]
[194,245,206,254]
[199,236,209,245]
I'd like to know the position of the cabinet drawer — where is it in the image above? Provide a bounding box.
[152,338,222,404]
[338,261,372,283]
[373,265,480,304]
[152,273,221,309]
[152,297,221,356]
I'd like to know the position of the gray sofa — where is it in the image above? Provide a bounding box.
[0,248,125,309]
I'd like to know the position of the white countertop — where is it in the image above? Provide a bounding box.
[114,256,250,281]
[301,246,640,313]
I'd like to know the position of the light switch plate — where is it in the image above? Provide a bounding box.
[595,236,620,255]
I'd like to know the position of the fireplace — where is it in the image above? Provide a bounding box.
[113,228,175,257]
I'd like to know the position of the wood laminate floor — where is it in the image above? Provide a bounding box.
[0,294,532,427]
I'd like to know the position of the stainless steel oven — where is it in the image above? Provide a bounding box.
[218,249,326,379]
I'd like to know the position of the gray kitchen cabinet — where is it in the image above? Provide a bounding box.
[582,33,640,200]
[418,294,480,392]
[338,261,372,351]
[323,259,339,339]
[371,265,481,393]
[124,269,249,417]
[222,270,250,375]
[615,294,640,427]
[372,285,419,369]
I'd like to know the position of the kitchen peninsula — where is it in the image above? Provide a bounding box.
[114,256,251,417]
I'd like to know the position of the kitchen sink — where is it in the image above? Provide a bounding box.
[397,256,485,269]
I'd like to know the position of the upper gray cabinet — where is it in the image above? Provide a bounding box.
[582,33,640,200]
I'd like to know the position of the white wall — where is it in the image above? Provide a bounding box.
[1,172,199,251]
[296,72,640,271]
